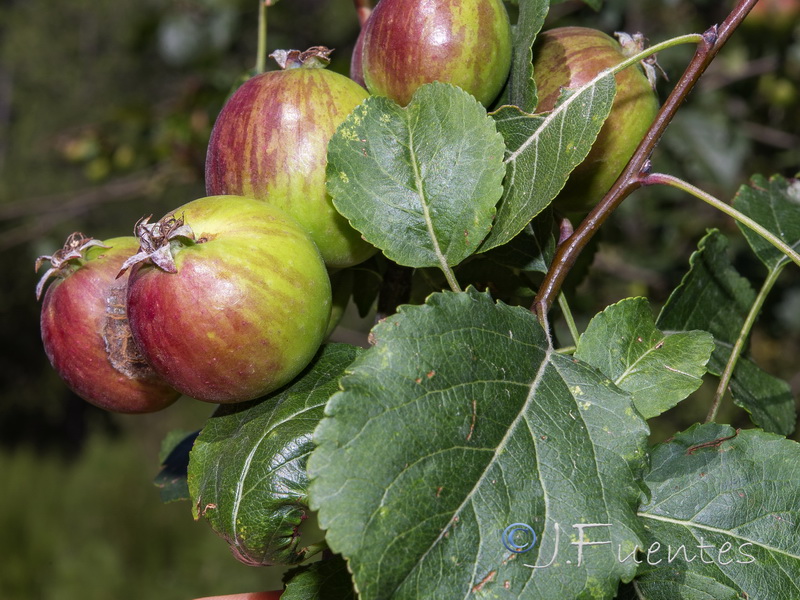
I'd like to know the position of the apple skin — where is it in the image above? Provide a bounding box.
[205,67,374,269]
[533,27,659,215]
[744,0,800,29]
[39,236,180,413]
[360,0,512,107]
[126,196,332,404]
[350,24,368,88]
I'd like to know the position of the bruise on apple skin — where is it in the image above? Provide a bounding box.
[102,279,160,380]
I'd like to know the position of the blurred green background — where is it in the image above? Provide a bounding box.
[0,0,797,598]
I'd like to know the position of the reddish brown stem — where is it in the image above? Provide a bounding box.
[532,0,760,325]
[354,0,372,26]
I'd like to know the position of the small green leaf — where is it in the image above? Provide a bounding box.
[634,424,800,599]
[309,288,648,599]
[154,430,198,503]
[657,230,796,435]
[733,174,800,271]
[729,360,796,439]
[327,82,506,270]
[282,556,355,600]
[576,298,714,420]
[504,0,549,112]
[188,344,361,566]
[480,72,616,251]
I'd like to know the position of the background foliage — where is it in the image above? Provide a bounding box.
[0,0,797,597]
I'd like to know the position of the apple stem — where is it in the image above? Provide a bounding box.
[532,0,761,325]
[255,0,269,74]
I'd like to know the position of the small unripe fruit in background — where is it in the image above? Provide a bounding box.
[124,196,332,404]
[533,26,660,215]
[37,234,180,413]
[360,0,513,107]
[205,47,374,269]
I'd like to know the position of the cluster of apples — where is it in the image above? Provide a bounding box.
[37,0,657,414]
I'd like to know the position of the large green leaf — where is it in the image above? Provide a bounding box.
[733,173,800,271]
[326,83,505,270]
[631,424,800,599]
[657,230,795,435]
[576,297,714,420]
[480,73,616,251]
[309,288,648,599]
[187,344,361,566]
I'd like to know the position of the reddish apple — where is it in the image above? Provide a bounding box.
[37,233,180,413]
[124,196,332,404]
[205,47,374,269]
[359,0,512,106]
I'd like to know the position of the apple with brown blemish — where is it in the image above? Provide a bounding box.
[37,233,180,413]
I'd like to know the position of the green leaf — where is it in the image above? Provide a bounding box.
[576,298,714,420]
[482,209,556,273]
[633,424,800,599]
[480,72,616,252]
[309,288,648,600]
[504,0,549,113]
[657,230,795,435]
[729,360,796,440]
[282,556,356,600]
[733,174,800,271]
[188,343,362,566]
[327,82,506,270]
[154,430,198,503]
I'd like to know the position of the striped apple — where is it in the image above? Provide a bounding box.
[205,48,374,269]
[37,233,180,413]
[360,0,512,107]
[533,27,660,215]
[124,196,331,404]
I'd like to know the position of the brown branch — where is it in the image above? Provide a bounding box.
[532,0,761,324]
[0,169,162,253]
[0,169,158,222]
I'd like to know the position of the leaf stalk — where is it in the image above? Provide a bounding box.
[642,173,800,269]
[706,265,783,423]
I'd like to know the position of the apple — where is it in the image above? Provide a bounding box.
[124,196,331,404]
[359,0,512,107]
[533,27,660,215]
[205,47,374,269]
[37,233,180,413]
